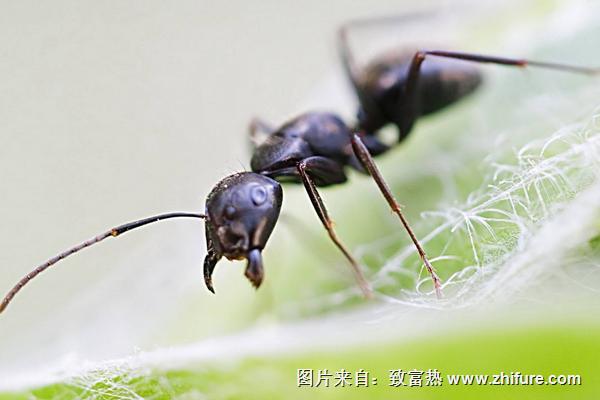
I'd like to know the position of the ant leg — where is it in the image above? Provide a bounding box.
[248,117,275,147]
[338,14,432,92]
[351,134,443,298]
[337,23,360,88]
[401,50,600,136]
[338,22,383,123]
[338,13,434,125]
[296,157,373,298]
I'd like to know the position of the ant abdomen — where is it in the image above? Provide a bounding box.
[356,50,482,138]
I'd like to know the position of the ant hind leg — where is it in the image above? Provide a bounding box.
[401,50,600,137]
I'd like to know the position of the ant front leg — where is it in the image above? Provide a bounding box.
[296,156,373,298]
[351,134,443,298]
[248,117,275,147]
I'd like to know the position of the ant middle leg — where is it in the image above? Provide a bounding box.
[350,134,443,298]
[296,156,373,298]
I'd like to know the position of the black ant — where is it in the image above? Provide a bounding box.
[1,16,598,314]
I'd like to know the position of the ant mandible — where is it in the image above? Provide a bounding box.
[1,15,598,314]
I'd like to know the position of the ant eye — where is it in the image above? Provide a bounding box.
[250,186,267,206]
[224,205,236,219]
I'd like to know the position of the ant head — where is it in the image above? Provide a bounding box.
[203,172,282,292]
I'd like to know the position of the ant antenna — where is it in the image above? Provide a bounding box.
[0,212,206,314]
